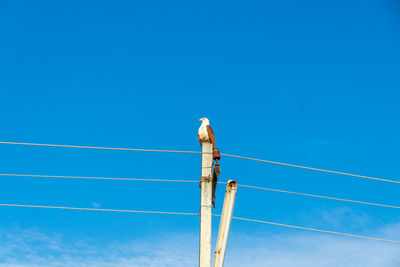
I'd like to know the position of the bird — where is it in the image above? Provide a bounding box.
[198,117,216,148]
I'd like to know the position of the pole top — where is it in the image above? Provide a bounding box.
[227,180,238,188]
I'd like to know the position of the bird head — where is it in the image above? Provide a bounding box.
[199,117,210,124]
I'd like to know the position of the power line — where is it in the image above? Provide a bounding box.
[0,203,199,216]
[221,153,400,184]
[0,202,396,244]
[231,216,400,244]
[237,184,400,210]
[1,141,399,185]
[2,173,398,211]
[0,173,198,183]
[0,141,203,155]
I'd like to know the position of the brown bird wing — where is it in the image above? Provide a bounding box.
[206,125,216,147]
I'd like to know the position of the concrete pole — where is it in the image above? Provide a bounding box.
[213,180,238,267]
[199,142,213,267]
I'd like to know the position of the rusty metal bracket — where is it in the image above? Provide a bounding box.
[199,175,213,188]
[200,176,213,182]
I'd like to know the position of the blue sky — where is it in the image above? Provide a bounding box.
[1,0,400,266]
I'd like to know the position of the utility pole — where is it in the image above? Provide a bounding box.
[199,141,213,267]
[213,180,238,267]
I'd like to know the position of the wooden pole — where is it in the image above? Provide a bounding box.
[199,142,213,267]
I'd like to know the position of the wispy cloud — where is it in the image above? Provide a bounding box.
[226,229,400,267]
[0,210,399,267]
[91,202,101,208]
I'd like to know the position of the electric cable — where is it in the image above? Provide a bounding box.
[1,173,398,210]
[0,173,198,183]
[232,216,400,244]
[1,140,397,184]
[0,203,398,244]
[236,183,400,210]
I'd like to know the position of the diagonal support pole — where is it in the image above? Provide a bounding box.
[213,180,238,267]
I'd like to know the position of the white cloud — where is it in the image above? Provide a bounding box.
[0,224,399,267]
[1,207,399,267]
[225,231,400,267]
